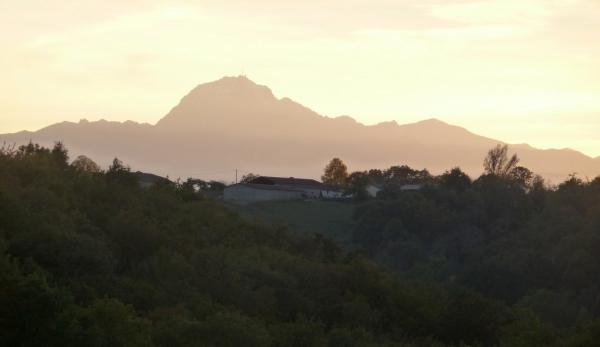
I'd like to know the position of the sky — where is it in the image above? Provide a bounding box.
[0,0,599,157]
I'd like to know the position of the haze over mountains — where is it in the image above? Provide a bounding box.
[1,76,598,183]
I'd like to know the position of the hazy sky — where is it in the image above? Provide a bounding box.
[1,0,599,157]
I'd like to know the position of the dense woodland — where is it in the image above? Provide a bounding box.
[344,147,600,345]
[1,143,600,346]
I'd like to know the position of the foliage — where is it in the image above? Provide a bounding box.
[439,167,472,192]
[240,173,260,183]
[321,158,348,186]
[350,145,600,344]
[2,143,598,346]
[71,155,101,173]
[345,171,370,201]
[483,144,520,178]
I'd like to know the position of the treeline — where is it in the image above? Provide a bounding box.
[323,145,544,200]
[1,142,598,346]
[344,145,600,345]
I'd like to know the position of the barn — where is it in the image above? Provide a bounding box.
[224,176,343,203]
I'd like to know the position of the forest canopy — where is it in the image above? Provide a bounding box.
[1,142,599,346]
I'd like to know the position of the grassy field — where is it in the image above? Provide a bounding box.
[224,200,358,248]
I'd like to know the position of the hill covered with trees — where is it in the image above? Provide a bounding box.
[353,170,600,327]
[344,147,600,345]
[1,142,599,346]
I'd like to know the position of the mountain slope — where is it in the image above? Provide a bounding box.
[1,76,598,183]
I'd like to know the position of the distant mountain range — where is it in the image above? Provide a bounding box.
[1,76,598,183]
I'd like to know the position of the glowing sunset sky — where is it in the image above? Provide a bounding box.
[1,0,599,157]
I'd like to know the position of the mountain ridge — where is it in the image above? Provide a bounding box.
[1,75,598,183]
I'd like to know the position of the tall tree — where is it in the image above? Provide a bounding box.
[321,158,348,186]
[483,144,520,178]
[51,142,69,167]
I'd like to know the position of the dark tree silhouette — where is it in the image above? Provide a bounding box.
[3,142,600,346]
[510,166,534,187]
[346,171,370,201]
[440,167,472,191]
[483,144,519,177]
[240,173,260,183]
[108,158,129,173]
[51,141,69,166]
[71,155,101,173]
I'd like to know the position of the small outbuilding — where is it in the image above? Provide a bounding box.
[366,184,382,198]
[400,184,423,191]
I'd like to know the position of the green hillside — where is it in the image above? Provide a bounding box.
[2,143,600,346]
[226,200,356,248]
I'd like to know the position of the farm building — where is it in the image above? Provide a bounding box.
[224,176,343,203]
[366,184,382,198]
[400,184,423,191]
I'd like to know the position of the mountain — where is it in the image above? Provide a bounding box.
[1,75,598,183]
